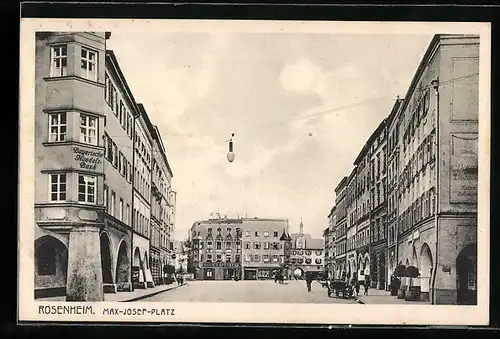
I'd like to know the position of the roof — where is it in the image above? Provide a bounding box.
[334,176,348,193]
[105,50,140,118]
[290,233,325,249]
[397,34,440,116]
[150,124,174,178]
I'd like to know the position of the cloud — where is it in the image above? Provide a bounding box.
[279,58,323,94]
[105,30,433,240]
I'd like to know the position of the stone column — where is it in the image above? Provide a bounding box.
[66,226,104,301]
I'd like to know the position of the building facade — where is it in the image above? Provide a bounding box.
[189,217,289,280]
[334,177,348,279]
[386,98,404,287]
[327,34,479,304]
[324,206,336,279]
[395,34,479,304]
[102,49,138,294]
[368,119,389,290]
[345,168,358,280]
[290,220,325,279]
[150,124,174,286]
[354,142,371,284]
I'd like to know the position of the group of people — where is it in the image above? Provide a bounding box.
[273,271,285,284]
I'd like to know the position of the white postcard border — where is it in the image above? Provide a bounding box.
[18,18,491,325]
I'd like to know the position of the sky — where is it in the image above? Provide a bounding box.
[106,29,434,240]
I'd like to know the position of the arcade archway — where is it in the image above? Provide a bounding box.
[115,240,129,286]
[100,233,113,284]
[419,243,433,297]
[34,235,68,285]
[456,243,477,305]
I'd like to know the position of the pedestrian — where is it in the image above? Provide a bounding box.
[364,276,370,295]
[305,272,313,292]
[352,278,360,296]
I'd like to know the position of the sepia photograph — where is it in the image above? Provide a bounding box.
[18,18,490,325]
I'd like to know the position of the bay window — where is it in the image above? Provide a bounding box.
[48,113,67,142]
[51,45,68,77]
[80,47,97,81]
[49,173,66,202]
[80,114,97,145]
[78,174,96,204]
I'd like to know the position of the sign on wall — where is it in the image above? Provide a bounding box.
[450,134,478,204]
[202,262,241,268]
[73,146,104,172]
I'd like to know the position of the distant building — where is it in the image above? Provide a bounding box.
[189,217,290,281]
[289,220,325,279]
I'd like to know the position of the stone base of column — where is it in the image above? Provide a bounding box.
[434,288,457,305]
[66,226,104,302]
[421,291,430,301]
[133,282,147,289]
[117,282,132,292]
[103,283,117,294]
[146,281,155,288]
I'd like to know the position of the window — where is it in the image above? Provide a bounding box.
[216,254,222,262]
[103,185,108,211]
[254,255,260,262]
[235,254,241,262]
[80,47,97,81]
[264,231,269,237]
[48,113,67,142]
[244,255,251,262]
[225,241,231,249]
[263,255,269,262]
[109,191,115,216]
[244,242,250,249]
[264,242,269,249]
[51,45,67,77]
[113,142,118,167]
[119,198,123,221]
[207,241,213,247]
[255,231,259,237]
[253,242,261,250]
[119,101,125,127]
[245,231,250,237]
[216,242,222,250]
[273,231,279,237]
[305,258,312,264]
[78,174,96,204]
[126,204,130,224]
[225,254,231,262]
[49,173,66,201]
[80,115,97,145]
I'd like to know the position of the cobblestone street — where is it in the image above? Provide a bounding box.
[142,280,357,303]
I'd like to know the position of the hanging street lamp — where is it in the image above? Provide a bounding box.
[227,133,235,163]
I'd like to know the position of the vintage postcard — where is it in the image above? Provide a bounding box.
[18,18,490,325]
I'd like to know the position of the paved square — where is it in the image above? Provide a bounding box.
[142,280,357,303]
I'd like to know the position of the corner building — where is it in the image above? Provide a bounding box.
[395,34,479,305]
[35,32,113,301]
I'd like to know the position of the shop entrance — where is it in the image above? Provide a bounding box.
[204,268,215,280]
[224,268,235,280]
[244,269,257,280]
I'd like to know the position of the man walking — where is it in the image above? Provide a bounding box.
[305,272,313,292]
